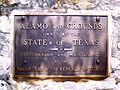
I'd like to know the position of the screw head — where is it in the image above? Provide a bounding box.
[96,17,100,22]
[21,16,25,22]
[96,59,100,65]
[24,60,27,64]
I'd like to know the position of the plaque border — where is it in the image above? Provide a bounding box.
[10,10,111,80]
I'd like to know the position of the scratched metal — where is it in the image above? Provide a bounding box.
[14,15,109,77]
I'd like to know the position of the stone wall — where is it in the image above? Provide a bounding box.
[0,0,120,90]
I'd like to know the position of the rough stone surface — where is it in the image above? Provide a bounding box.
[0,0,120,90]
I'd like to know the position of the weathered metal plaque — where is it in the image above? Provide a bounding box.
[13,13,110,79]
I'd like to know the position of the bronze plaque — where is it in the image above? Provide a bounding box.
[13,14,110,79]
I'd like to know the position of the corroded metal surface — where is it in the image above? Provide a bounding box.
[13,14,109,78]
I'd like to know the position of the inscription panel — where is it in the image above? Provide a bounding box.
[13,14,109,78]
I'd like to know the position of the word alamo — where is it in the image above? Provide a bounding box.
[22,39,100,46]
[21,23,102,30]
